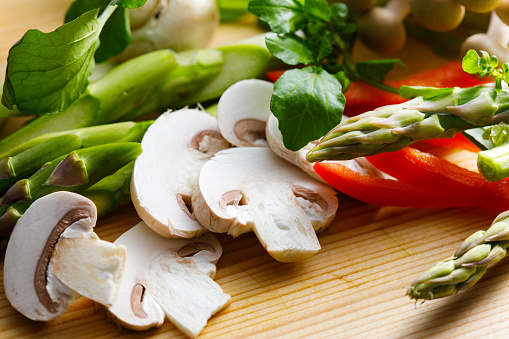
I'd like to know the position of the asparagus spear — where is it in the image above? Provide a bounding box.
[407,210,509,300]
[82,161,134,218]
[0,121,152,196]
[0,142,142,237]
[306,86,509,162]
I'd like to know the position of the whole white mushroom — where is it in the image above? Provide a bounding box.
[119,0,219,60]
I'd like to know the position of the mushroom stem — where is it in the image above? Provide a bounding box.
[487,11,509,47]
[460,11,509,64]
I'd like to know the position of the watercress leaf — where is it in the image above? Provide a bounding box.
[355,59,406,82]
[65,0,130,63]
[330,2,348,20]
[316,34,333,61]
[462,49,483,74]
[2,9,104,114]
[271,67,345,150]
[265,32,315,65]
[400,86,454,100]
[304,0,331,22]
[248,0,307,33]
[333,71,350,91]
[115,0,147,8]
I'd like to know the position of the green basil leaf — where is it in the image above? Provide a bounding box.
[248,0,307,33]
[399,86,454,100]
[304,0,331,22]
[265,32,315,65]
[271,67,345,150]
[2,9,103,114]
[65,0,132,63]
[355,59,406,82]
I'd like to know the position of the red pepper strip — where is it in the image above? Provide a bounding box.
[266,62,492,117]
[367,147,509,212]
[414,133,481,153]
[266,69,286,83]
[313,161,469,208]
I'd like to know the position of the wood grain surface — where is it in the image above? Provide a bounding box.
[1,2,508,339]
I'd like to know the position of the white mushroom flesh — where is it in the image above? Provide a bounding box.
[3,192,125,321]
[131,108,230,238]
[217,79,274,147]
[192,147,338,262]
[107,222,229,337]
[266,113,326,183]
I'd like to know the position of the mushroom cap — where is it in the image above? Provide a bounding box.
[217,79,274,147]
[129,0,160,29]
[192,147,338,262]
[107,222,229,336]
[409,0,465,32]
[131,108,230,238]
[121,0,219,60]
[4,192,97,321]
[456,0,501,13]
[357,7,407,54]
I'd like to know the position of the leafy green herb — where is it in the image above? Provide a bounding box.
[1,0,146,116]
[462,49,509,92]
[249,0,403,150]
[271,67,345,148]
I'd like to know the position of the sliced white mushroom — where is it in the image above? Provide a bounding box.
[131,108,230,238]
[192,147,338,262]
[107,222,230,338]
[3,192,126,321]
[265,113,326,183]
[216,79,274,147]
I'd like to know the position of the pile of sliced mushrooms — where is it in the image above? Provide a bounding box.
[2,79,346,338]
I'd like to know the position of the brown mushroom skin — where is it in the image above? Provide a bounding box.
[456,0,501,13]
[357,7,407,54]
[409,0,465,32]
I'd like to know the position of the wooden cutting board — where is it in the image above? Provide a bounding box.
[1,2,508,338]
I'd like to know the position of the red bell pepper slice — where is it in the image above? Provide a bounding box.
[313,161,469,208]
[366,147,509,212]
[414,133,481,153]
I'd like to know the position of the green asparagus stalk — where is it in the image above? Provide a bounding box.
[0,121,152,196]
[0,50,178,154]
[0,142,142,237]
[407,210,509,300]
[306,86,509,162]
[82,161,134,218]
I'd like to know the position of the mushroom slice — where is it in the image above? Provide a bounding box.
[192,147,338,262]
[266,113,326,184]
[107,222,230,337]
[216,79,274,147]
[131,108,230,238]
[3,191,126,321]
